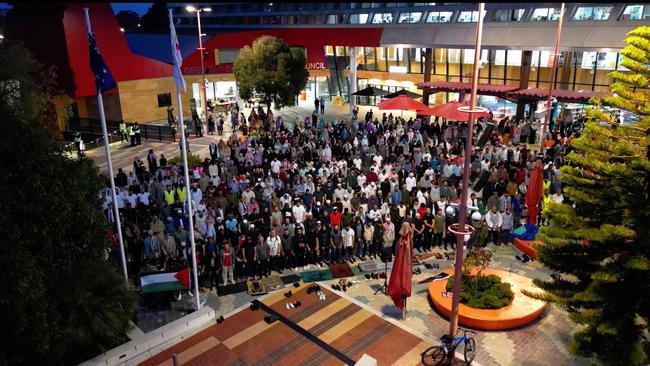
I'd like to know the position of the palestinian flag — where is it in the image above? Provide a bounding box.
[140,268,190,294]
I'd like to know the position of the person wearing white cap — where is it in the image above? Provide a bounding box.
[405,172,417,192]
[382,217,395,250]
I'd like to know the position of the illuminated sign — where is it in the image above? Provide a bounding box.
[306,62,327,70]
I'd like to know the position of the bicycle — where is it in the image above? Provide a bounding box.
[421,328,477,365]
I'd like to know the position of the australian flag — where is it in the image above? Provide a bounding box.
[88,32,116,93]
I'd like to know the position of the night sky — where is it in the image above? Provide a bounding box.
[111,3,153,16]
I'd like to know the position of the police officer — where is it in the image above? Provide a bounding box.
[119,119,127,143]
[74,131,83,155]
[133,122,142,145]
[128,123,136,147]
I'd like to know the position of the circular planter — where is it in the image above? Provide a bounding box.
[428,268,547,330]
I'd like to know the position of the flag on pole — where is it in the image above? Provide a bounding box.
[88,31,116,93]
[169,10,187,92]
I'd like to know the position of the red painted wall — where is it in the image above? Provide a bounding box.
[181,28,383,75]
[63,3,173,98]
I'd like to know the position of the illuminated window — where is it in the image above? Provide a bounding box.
[325,46,334,56]
[372,13,394,24]
[398,12,423,23]
[531,8,562,21]
[349,13,369,24]
[572,6,612,21]
[457,11,478,22]
[426,11,452,23]
[494,9,524,22]
[621,5,650,20]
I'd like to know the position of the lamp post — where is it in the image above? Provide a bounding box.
[448,2,487,347]
[186,5,211,134]
[540,3,565,152]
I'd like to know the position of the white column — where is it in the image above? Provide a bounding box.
[349,46,358,116]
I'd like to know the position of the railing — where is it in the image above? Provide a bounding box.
[64,118,178,151]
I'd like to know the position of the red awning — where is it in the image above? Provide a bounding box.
[417,81,520,94]
[507,88,611,103]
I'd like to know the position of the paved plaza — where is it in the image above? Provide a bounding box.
[134,243,590,366]
[89,101,589,366]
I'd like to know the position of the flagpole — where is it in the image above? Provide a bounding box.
[83,8,128,285]
[170,8,201,310]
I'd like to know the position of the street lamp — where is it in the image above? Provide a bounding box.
[187,5,212,132]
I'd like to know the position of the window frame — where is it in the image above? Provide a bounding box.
[425,11,453,23]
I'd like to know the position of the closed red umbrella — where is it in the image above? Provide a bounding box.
[387,223,413,318]
[526,164,544,225]
[377,95,427,116]
[427,102,489,121]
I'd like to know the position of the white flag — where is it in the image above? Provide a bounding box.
[169,9,186,92]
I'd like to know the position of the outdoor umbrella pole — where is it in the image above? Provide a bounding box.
[449,2,485,342]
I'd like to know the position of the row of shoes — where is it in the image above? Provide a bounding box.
[284,290,293,298]
[285,301,302,310]
[364,272,387,280]
[423,262,440,269]
[216,315,225,324]
[413,268,422,275]
[331,283,347,292]
[308,285,326,301]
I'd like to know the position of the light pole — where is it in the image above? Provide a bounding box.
[448,2,487,346]
[186,5,211,135]
[540,3,565,153]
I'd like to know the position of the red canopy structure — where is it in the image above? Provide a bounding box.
[377,94,427,113]
[387,232,413,317]
[424,102,490,122]
[525,164,544,225]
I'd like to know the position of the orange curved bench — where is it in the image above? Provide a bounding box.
[512,238,542,259]
[429,268,547,331]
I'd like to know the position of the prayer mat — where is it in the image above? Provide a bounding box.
[217,281,247,296]
[414,253,435,262]
[263,275,284,292]
[329,263,354,278]
[280,274,302,285]
[247,280,268,296]
[300,269,334,283]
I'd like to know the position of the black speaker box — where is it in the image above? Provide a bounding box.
[471,170,490,192]
[476,123,495,148]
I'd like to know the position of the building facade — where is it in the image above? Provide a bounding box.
[5,3,648,128]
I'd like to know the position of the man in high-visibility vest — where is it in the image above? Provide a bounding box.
[176,185,187,203]
[164,185,175,206]
[74,131,83,155]
[133,122,142,145]
[128,123,136,147]
[119,120,127,143]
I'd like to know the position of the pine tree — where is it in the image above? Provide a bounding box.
[524,26,650,365]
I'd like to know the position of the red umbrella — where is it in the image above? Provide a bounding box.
[387,229,413,317]
[426,102,489,122]
[378,95,427,117]
[526,164,544,225]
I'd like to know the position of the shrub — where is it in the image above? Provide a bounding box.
[446,274,514,309]
[167,153,203,168]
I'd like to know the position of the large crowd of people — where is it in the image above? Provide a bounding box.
[100,101,580,297]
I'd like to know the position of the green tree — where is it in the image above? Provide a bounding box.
[524,26,650,365]
[116,10,140,33]
[233,35,309,110]
[0,43,135,365]
[138,2,168,33]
